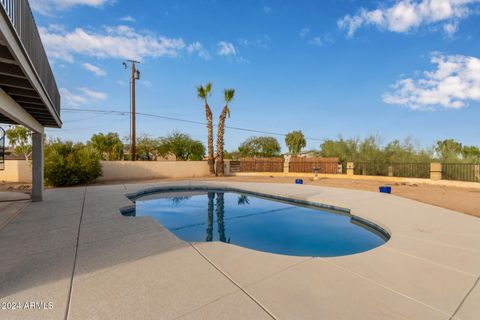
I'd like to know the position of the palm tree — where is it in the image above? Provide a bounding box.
[216,88,235,176]
[197,83,215,175]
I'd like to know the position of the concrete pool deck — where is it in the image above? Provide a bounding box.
[0,180,479,320]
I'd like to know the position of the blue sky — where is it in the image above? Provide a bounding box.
[32,0,480,152]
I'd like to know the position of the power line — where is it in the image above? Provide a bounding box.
[62,108,325,142]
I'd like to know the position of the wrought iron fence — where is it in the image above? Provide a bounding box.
[354,162,430,178]
[442,163,480,182]
[239,158,284,172]
[354,162,388,176]
[391,163,430,178]
[0,0,60,115]
[289,157,340,174]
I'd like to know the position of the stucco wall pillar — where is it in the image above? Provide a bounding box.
[346,162,354,176]
[430,163,442,181]
[31,132,44,202]
[224,160,231,176]
[283,155,290,174]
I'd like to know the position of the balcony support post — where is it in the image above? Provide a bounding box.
[31,132,44,202]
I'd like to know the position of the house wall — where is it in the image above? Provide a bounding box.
[0,160,32,183]
[96,161,210,182]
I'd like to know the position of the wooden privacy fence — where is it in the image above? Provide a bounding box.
[238,158,284,172]
[289,157,340,174]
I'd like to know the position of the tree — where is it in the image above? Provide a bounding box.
[136,134,161,160]
[223,150,240,160]
[238,136,281,158]
[462,145,480,162]
[216,88,235,176]
[159,131,205,161]
[435,139,462,162]
[5,125,32,160]
[319,135,433,164]
[285,130,306,156]
[357,135,384,163]
[89,132,124,160]
[197,83,216,175]
[320,137,359,163]
[384,138,432,163]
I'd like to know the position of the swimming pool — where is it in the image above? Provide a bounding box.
[124,189,387,257]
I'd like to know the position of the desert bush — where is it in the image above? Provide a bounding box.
[44,140,102,186]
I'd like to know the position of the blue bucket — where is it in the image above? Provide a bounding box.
[379,186,391,194]
[295,179,303,184]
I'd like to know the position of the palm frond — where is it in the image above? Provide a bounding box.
[205,82,212,94]
[197,85,206,100]
[224,88,235,104]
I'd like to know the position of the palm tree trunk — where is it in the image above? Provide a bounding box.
[216,107,228,176]
[206,192,215,241]
[205,104,215,175]
[216,192,226,242]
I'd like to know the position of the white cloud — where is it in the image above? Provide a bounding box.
[299,26,310,38]
[82,62,106,76]
[383,54,480,110]
[120,15,136,22]
[237,35,270,49]
[338,0,480,37]
[308,37,323,47]
[187,42,211,60]
[217,41,237,56]
[263,6,272,14]
[39,25,187,62]
[60,87,107,108]
[443,21,459,37]
[60,88,87,108]
[30,0,112,15]
[307,34,333,47]
[47,24,66,33]
[79,87,107,100]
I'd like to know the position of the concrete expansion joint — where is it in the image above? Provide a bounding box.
[449,276,480,320]
[190,243,278,320]
[383,246,477,277]
[319,258,451,317]
[64,185,87,320]
[398,233,480,253]
[0,200,29,231]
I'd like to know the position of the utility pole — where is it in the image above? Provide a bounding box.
[123,60,141,161]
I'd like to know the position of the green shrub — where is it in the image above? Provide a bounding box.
[44,140,102,187]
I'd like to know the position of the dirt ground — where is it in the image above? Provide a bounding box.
[0,183,31,195]
[204,176,480,218]
[2,177,479,217]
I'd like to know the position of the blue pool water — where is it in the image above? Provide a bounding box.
[127,190,386,257]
